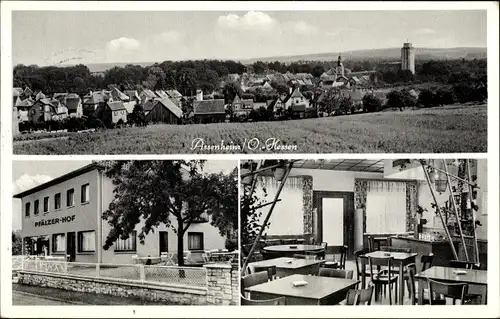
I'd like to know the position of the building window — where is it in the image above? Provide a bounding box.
[81,184,89,203]
[25,202,31,217]
[188,232,204,251]
[54,193,61,210]
[114,231,137,252]
[43,196,49,213]
[34,200,39,215]
[67,189,74,207]
[78,231,95,252]
[52,233,66,252]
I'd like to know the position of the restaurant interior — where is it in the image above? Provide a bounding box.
[240,159,488,306]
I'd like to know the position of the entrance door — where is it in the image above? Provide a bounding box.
[159,232,168,255]
[66,232,76,262]
[313,191,354,258]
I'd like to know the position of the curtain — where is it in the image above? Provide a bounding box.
[53,234,66,252]
[80,231,95,251]
[115,231,137,251]
[365,181,407,234]
[257,176,304,235]
[188,232,203,250]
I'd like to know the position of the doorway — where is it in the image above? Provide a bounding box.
[66,232,76,262]
[313,191,355,258]
[159,231,168,256]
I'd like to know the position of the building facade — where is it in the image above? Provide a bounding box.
[401,42,416,74]
[14,164,227,264]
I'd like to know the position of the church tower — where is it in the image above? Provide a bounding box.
[335,54,345,77]
[401,42,416,74]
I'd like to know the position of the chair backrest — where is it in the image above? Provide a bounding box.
[241,294,286,305]
[368,256,394,280]
[345,284,374,305]
[427,278,468,305]
[330,245,348,269]
[367,236,374,252]
[253,265,277,281]
[241,271,269,295]
[420,253,434,272]
[449,260,481,270]
[406,263,417,305]
[380,246,412,253]
[318,268,354,279]
[354,249,369,280]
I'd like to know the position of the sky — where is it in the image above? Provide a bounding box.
[11,160,237,230]
[12,10,487,66]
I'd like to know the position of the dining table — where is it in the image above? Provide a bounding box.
[361,250,418,305]
[415,266,487,305]
[245,274,360,305]
[248,257,325,278]
[262,245,324,259]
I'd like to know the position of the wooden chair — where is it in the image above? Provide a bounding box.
[345,284,375,305]
[406,262,443,305]
[251,265,277,281]
[354,249,371,284]
[318,242,328,260]
[318,268,354,280]
[241,294,286,305]
[368,256,398,305]
[421,253,434,272]
[367,236,374,252]
[427,278,469,305]
[323,245,347,270]
[241,271,269,297]
[449,260,481,270]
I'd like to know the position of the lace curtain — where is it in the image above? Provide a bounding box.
[257,176,304,235]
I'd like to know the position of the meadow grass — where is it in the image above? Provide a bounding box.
[13,104,487,154]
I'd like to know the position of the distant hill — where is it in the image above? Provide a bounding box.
[83,47,486,72]
[241,47,487,64]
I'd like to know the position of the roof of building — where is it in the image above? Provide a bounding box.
[193,99,225,114]
[15,97,34,108]
[124,90,140,101]
[35,91,46,100]
[107,101,126,111]
[13,163,102,198]
[155,90,169,98]
[53,93,69,100]
[65,96,82,111]
[24,87,33,96]
[141,89,157,99]
[157,98,183,118]
[83,91,107,105]
[111,87,130,101]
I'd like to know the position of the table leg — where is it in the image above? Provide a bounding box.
[418,278,424,305]
[361,258,366,289]
[399,261,404,305]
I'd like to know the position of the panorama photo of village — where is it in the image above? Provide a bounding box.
[12,10,487,154]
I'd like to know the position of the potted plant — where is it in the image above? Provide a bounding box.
[240,161,257,186]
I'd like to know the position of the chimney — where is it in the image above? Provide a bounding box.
[196,89,203,101]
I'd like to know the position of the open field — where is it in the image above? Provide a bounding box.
[14,104,487,154]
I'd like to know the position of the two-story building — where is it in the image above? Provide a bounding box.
[14,163,228,264]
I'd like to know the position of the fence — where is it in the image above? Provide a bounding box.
[13,257,207,288]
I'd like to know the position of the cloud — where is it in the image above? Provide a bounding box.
[286,21,319,35]
[13,174,53,194]
[414,28,437,35]
[106,37,141,52]
[217,11,277,31]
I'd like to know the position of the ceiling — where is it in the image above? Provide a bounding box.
[291,159,385,173]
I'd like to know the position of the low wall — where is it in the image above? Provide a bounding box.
[18,271,207,305]
[205,262,239,305]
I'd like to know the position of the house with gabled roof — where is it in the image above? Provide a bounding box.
[143,97,183,124]
[28,98,67,124]
[65,93,83,118]
[192,99,225,124]
[230,95,254,117]
[282,87,311,116]
[83,91,111,115]
[95,101,127,126]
